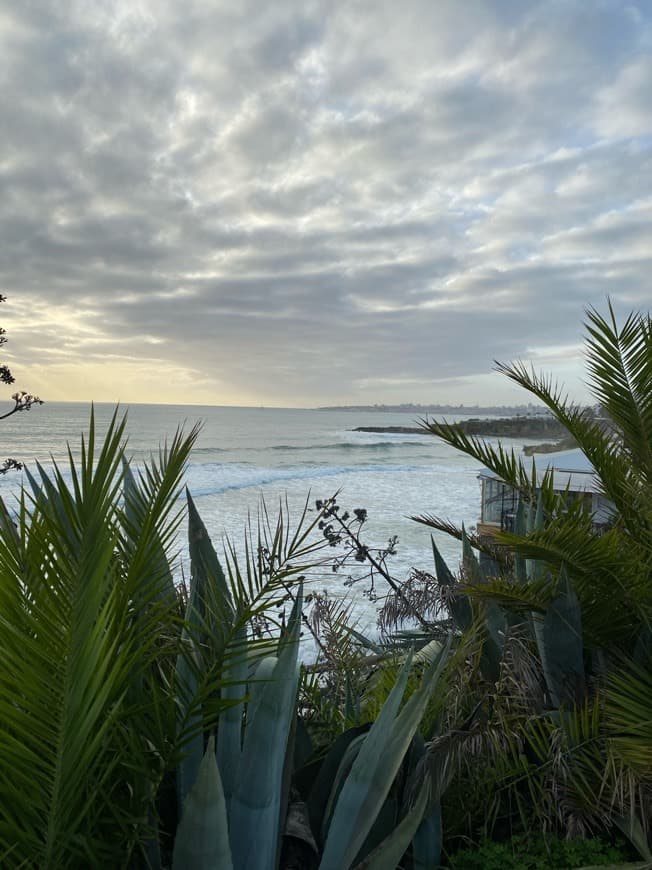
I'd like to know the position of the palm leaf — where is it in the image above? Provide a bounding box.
[0,409,197,867]
[606,653,652,774]
[583,304,652,479]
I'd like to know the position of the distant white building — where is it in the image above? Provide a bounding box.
[477,448,615,537]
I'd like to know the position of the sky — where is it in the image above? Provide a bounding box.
[0,0,650,408]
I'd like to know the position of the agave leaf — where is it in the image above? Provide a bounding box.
[278,712,301,869]
[177,489,237,809]
[461,526,485,585]
[411,800,442,870]
[482,598,506,651]
[460,529,504,682]
[462,530,504,642]
[431,535,472,632]
[526,490,546,582]
[321,734,367,843]
[474,617,502,685]
[513,499,528,582]
[346,624,386,655]
[612,813,652,863]
[306,725,371,845]
[352,778,431,870]
[172,736,233,870]
[175,623,205,809]
[284,797,319,856]
[187,489,231,604]
[186,489,234,647]
[413,639,443,666]
[293,715,314,773]
[538,565,585,707]
[320,638,450,870]
[216,626,249,814]
[245,655,279,723]
[358,733,428,865]
[228,585,303,870]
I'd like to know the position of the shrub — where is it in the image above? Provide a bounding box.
[448,832,632,869]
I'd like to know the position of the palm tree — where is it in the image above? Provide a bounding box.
[416,303,652,652]
[0,410,199,867]
[411,304,652,852]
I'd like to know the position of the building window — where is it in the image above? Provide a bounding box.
[482,479,517,526]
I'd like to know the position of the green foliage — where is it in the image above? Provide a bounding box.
[0,406,451,868]
[174,627,451,870]
[416,304,652,652]
[228,590,304,870]
[537,564,585,707]
[319,641,450,869]
[172,587,305,870]
[406,304,652,857]
[0,410,198,868]
[2,303,650,868]
[168,484,454,870]
[172,736,233,870]
[448,833,633,869]
[605,648,652,775]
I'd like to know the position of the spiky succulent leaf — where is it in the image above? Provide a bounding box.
[411,800,442,870]
[216,626,249,814]
[228,585,303,870]
[306,725,371,845]
[353,778,431,870]
[172,736,233,870]
[538,565,585,707]
[320,638,450,870]
[431,535,472,631]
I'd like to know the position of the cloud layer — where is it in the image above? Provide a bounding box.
[1,0,650,405]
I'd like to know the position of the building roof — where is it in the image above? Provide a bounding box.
[479,448,602,494]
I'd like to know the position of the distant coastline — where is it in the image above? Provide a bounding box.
[319,403,551,415]
[353,416,571,446]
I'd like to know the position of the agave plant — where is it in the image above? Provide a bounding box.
[169,483,453,870]
[173,632,451,870]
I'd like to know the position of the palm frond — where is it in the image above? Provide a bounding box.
[0,410,197,867]
[419,419,536,500]
[606,653,652,775]
[495,358,651,542]
[584,304,652,479]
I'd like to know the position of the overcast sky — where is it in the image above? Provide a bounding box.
[1,1,650,407]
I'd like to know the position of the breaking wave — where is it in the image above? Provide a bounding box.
[184,462,426,497]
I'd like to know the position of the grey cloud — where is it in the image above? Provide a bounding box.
[1,0,651,405]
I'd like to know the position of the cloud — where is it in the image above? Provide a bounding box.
[0,0,650,406]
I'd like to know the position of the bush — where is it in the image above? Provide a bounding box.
[448,833,632,869]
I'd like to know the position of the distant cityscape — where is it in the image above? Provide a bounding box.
[316,402,555,416]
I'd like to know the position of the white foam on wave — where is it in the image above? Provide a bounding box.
[184,461,426,497]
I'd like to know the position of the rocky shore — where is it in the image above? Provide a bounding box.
[353,416,568,439]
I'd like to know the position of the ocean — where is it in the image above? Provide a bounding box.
[0,401,499,634]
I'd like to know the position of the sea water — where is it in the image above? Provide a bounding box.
[0,401,504,634]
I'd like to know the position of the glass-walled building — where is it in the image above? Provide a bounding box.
[477,448,614,539]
